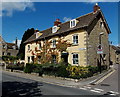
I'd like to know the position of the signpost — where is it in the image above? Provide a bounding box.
[97,44,103,74]
[97,44,103,54]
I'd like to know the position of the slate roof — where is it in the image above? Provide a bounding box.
[6,43,17,49]
[24,10,111,44]
[111,45,120,53]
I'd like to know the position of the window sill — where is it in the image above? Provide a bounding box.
[72,44,78,46]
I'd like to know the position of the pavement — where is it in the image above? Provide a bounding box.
[1,64,119,96]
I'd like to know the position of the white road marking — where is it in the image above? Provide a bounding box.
[83,86,91,89]
[109,91,119,94]
[94,88,104,91]
[79,87,87,90]
[90,89,101,93]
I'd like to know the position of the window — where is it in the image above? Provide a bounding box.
[39,43,41,50]
[28,45,30,50]
[52,55,56,64]
[73,35,78,45]
[100,22,104,29]
[73,53,78,64]
[7,53,11,56]
[52,26,58,33]
[52,39,56,48]
[3,45,6,49]
[2,52,4,56]
[70,19,77,28]
[12,46,16,49]
[28,57,30,63]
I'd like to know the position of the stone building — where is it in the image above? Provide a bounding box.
[0,36,18,58]
[24,4,111,67]
[110,45,120,64]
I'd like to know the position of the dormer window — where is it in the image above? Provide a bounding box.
[52,26,58,33]
[70,19,77,28]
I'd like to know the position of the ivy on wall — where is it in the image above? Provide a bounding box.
[30,38,71,64]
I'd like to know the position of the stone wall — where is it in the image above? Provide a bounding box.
[87,18,110,67]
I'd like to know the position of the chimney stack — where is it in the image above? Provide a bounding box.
[93,3,100,12]
[54,19,61,26]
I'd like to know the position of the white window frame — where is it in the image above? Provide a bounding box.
[52,26,58,33]
[70,19,77,28]
[39,43,41,50]
[73,34,78,45]
[28,45,30,50]
[52,39,56,48]
[73,53,79,64]
[28,56,30,63]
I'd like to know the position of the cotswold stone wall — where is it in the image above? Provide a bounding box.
[87,18,110,67]
[0,36,2,62]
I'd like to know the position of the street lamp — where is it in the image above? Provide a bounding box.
[99,32,104,73]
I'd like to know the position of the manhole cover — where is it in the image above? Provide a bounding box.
[101,84,110,86]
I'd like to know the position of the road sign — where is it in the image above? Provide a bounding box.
[97,44,103,54]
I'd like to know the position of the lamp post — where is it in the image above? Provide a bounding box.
[99,32,104,73]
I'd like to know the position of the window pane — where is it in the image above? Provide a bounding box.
[73,54,78,64]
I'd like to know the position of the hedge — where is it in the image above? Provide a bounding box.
[24,63,108,79]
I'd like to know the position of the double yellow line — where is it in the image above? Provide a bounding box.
[95,69,115,84]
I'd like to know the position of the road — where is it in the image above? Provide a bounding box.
[79,64,119,96]
[1,71,102,97]
[92,64,119,95]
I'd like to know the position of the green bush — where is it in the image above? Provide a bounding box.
[24,63,35,73]
[33,64,43,76]
[87,65,99,76]
[55,64,69,77]
[6,65,24,71]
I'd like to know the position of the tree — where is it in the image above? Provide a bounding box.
[17,28,35,60]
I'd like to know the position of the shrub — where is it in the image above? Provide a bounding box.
[6,64,24,71]
[33,66,43,76]
[87,65,99,76]
[66,66,89,79]
[24,63,35,73]
[55,64,69,77]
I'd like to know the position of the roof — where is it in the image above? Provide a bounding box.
[6,43,17,49]
[111,45,120,52]
[24,10,111,44]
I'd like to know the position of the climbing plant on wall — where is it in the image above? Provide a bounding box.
[31,38,71,64]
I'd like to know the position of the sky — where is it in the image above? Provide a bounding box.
[1,2,118,46]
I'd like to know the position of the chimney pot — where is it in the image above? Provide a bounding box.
[54,19,61,26]
[93,3,100,12]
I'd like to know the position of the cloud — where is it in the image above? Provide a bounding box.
[63,17,72,22]
[0,2,35,16]
[13,39,21,48]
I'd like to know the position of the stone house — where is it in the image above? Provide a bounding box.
[0,36,18,57]
[110,45,120,64]
[24,4,111,67]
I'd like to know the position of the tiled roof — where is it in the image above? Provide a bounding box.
[6,43,16,49]
[24,10,111,44]
[24,34,36,44]
[111,45,120,52]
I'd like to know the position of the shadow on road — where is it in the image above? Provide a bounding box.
[2,81,42,97]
